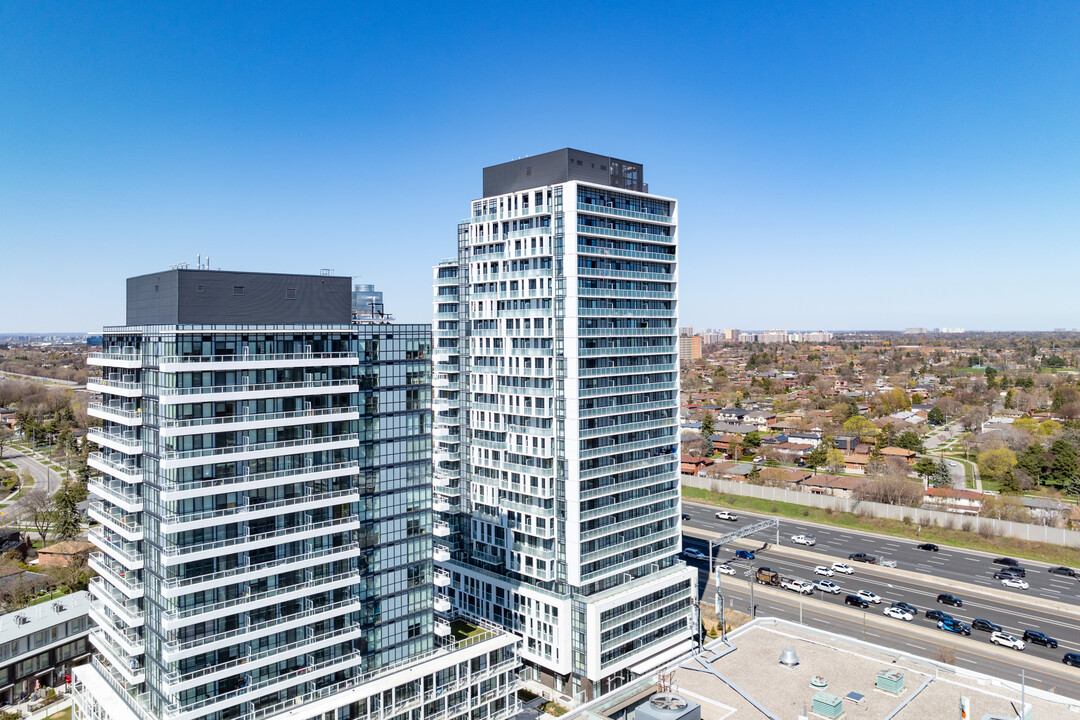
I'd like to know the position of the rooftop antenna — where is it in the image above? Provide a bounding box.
[197,253,201,270]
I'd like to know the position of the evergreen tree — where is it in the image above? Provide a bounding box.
[931,460,953,488]
[999,469,1021,494]
[1016,444,1048,483]
[927,407,946,425]
[53,481,83,541]
[699,412,715,442]
[805,443,830,475]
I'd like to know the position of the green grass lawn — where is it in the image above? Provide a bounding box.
[450,619,487,643]
[44,706,72,720]
[683,486,1080,566]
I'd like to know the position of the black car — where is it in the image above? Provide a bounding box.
[1049,566,1077,577]
[849,553,877,563]
[1023,630,1058,648]
[994,568,1026,580]
[937,593,963,607]
[892,601,919,617]
[916,543,939,552]
[845,594,870,609]
[1064,652,1080,667]
[925,609,953,623]
[994,557,1020,567]
[681,513,691,521]
[972,619,1002,633]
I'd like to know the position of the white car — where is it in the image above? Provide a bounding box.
[716,563,736,576]
[883,606,913,622]
[990,632,1026,651]
[832,562,854,575]
[715,510,738,521]
[682,548,706,561]
[813,565,834,577]
[791,534,816,546]
[949,461,959,467]
[856,590,882,604]
[1001,577,1029,590]
[815,580,842,594]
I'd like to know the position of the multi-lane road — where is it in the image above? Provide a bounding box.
[681,500,1080,698]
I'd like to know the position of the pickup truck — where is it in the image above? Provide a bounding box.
[715,510,738,521]
[791,534,816,546]
[755,568,780,586]
[848,553,877,563]
[780,577,814,595]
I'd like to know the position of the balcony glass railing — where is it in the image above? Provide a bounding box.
[158,378,357,396]
[160,405,357,429]
[162,515,357,558]
[161,432,358,461]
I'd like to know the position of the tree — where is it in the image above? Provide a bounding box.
[0,426,12,461]
[960,408,988,432]
[743,431,762,450]
[927,407,946,425]
[894,430,925,454]
[977,448,1018,483]
[842,415,877,441]
[21,490,56,546]
[912,457,937,482]
[931,460,953,488]
[1004,388,1016,410]
[699,412,715,442]
[45,548,92,593]
[52,481,83,541]
[1047,442,1079,488]
[999,469,1021,494]
[1067,474,1080,502]
[825,448,846,474]
[1016,444,1049,482]
[805,443,830,474]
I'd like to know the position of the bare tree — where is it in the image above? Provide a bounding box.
[20,490,56,546]
[853,475,924,507]
[960,408,988,432]
[0,426,12,461]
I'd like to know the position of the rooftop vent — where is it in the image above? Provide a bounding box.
[780,647,800,669]
[636,694,700,720]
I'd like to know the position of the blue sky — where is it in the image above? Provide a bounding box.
[2,2,1077,332]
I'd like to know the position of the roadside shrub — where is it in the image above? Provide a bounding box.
[936,646,956,665]
[961,520,974,533]
[902,515,912,525]
[978,524,998,539]
[802,508,810,517]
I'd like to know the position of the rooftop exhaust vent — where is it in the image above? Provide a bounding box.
[780,647,800,669]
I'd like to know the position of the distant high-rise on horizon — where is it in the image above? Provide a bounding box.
[432,149,694,705]
[75,268,519,720]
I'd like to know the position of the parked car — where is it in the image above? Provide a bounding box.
[845,595,869,609]
[734,550,755,560]
[1063,652,1080,667]
[1022,630,1058,649]
[990,632,1026,651]
[715,510,738,521]
[883,606,913,621]
[892,601,919,617]
[972,619,1002,633]
[856,590,882,604]
[937,593,963,607]
[831,562,854,575]
[848,552,877,563]
[926,609,953,623]
[813,565,834,577]
[1001,577,1029,590]
[791,534,816,546]
[815,580,842,594]
[1049,566,1077,577]
[994,557,1020,567]
[937,619,972,636]
[916,543,939,552]
[682,548,706,561]
[716,563,736,576]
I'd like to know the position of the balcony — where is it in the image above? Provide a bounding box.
[88,403,143,426]
[433,521,452,538]
[88,501,143,542]
[160,516,359,565]
[89,527,144,570]
[434,595,452,613]
[87,376,142,397]
[88,428,142,455]
[88,452,142,484]
[90,552,144,599]
[159,488,358,532]
[157,378,359,404]
[433,472,455,487]
[89,478,143,513]
[160,543,358,597]
[160,432,358,469]
[160,459,358,497]
[157,351,358,371]
[159,405,359,436]
[88,350,143,368]
[90,629,145,685]
[433,496,453,513]
[88,576,144,628]
[433,568,451,587]
[434,619,451,637]
[89,602,144,657]
[433,544,451,562]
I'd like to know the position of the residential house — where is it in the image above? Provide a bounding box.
[924,488,984,515]
[797,474,863,498]
[680,455,716,475]
[716,407,750,424]
[787,433,823,448]
[880,447,917,464]
[743,410,776,431]
[36,541,95,569]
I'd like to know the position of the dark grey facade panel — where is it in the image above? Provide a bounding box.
[126,270,352,325]
[482,148,644,196]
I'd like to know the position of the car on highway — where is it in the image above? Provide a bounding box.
[883,606,913,621]
[972,619,1002,633]
[1022,630,1058,649]
[682,548,706,561]
[937,619,972,636]
[813,565,834,577]
[844,595,870,609]
[994,557,1020,567]
[1063,652,1080,667]
[925,609,953,623]
[815,580,842,594]
[681,513,691,521]
[715,511,738,521]
[856,590,882,604]
[791,534,816,546]
[716,563,736,576]
[1001,576,1029,590]
[734,550,755,560]
[892,601,919,617]
[848,553,877,563]
[831,562,854,575]
[949,461,958,467]
[937,593,963,607]
[993,568,1025,580]
[990,632,1026,651]
[1049,566,1077,577]
[916,543,939,552]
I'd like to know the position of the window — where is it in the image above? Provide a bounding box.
[234,286,245,296]
[285,288,297,300]
[197,285,204,292]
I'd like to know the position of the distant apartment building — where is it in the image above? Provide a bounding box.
[678,326,695,337]
[432,149,695,704]
[679,335,702,361]
[761,330,787,344]
[721,329,739,341]
[78,269,519,720]
[0,591,91,705]
[904,327,927,334]
[738,332,756,343]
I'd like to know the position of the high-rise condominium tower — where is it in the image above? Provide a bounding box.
[75,269,519,720]
[432,149,695,704]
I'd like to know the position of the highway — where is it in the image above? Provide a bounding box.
[682,500,1080,604]
[681,500,1080,699]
